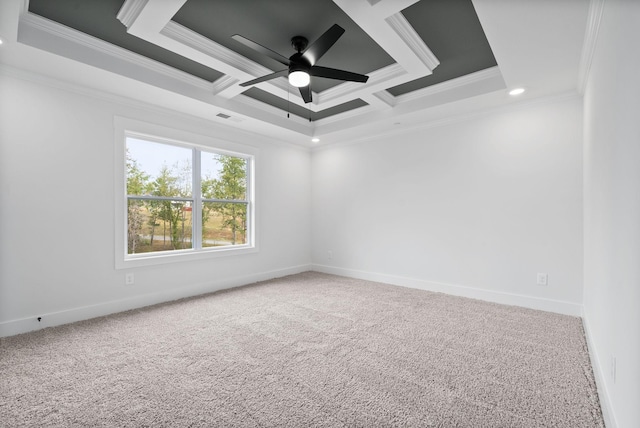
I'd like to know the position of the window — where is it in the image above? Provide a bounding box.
[116,121,255,268]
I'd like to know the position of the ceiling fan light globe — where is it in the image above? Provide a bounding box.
[289,71,310,87]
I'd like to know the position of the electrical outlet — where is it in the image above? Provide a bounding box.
[536,273,548,286]
[125,273,135,285]
[327,250,333,261]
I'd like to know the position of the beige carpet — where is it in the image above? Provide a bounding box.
[0,272,603,427]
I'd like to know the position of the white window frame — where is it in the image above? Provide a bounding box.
[114,117,257,269]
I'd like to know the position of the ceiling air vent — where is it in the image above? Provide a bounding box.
[216,113,231,119]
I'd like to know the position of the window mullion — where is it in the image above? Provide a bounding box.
[193,148,202,250]
[247,156,253,247]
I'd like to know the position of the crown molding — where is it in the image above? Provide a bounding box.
[1,62,311,151]
[386,12,439,71]
[316,63,405,104]
[313,103,378,128]
[19,13,212,92]
[372,90,397,108]
[395,66,502,104]
[313,91,581,151]
[369,0,421,16]
[211,75,239,95]
[161,21,268,78]
[316,67,505,135]
[577,0,605,94]
[116,0,149,29]
[236,89,377,131]
[233,95,315,133]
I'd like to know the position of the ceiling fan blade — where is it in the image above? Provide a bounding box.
[301,24,345,65]
[239,69,288,87]
[299,85,312,104]
[310,66,369,83]
[232,34,290,66]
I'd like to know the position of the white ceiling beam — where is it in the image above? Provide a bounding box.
[117,0,271,98]
[119,0,185,37]
[332,0,436,75]
[114,0,444,121]
[367,0,421,17]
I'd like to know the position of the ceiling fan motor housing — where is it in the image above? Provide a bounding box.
[291,36,309,53]
[289,52,311,74]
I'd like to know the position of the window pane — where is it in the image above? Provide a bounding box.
[201,152,247,200]
[128,199,193,254]
[126,138,193,198]
[202,202,247,247]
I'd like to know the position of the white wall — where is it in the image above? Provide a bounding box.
[311,96,584,315]
[583,0,640,426]
[0,73,311,336]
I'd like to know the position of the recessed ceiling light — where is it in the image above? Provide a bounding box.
[509,88,525,96]
[311,137,320,143]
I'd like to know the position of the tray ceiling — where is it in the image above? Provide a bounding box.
[8,0,591,145]
[21,0,499,134]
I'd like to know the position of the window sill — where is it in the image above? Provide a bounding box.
[116,245,258,270]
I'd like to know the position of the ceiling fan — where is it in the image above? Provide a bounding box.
[232,24,369,104]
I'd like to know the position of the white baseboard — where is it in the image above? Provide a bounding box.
[582,313,617,428]
[0,264,311,338]
[1,262,583,331]
[311,264,583,316]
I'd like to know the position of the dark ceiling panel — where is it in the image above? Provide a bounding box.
[173,0,394,93]
[387,0,497,97]
[242,88,368,122]
[28,0,223,82]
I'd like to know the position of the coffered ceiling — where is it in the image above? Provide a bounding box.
[0,0,592,146]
